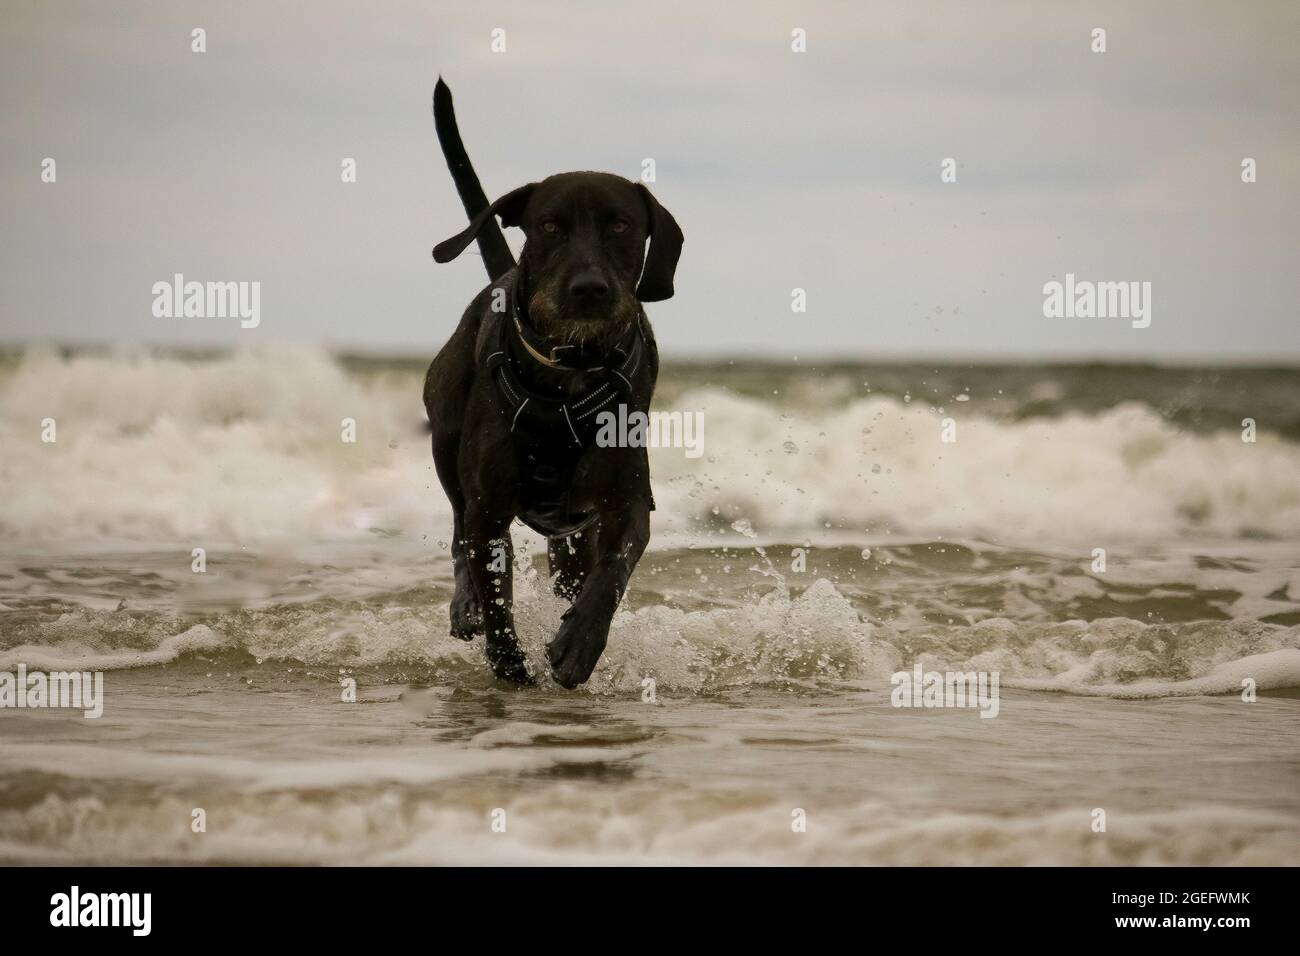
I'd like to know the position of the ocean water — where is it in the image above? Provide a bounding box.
[1,346,1298,864]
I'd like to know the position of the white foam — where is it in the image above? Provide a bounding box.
[1,790,1293,865]
[1007,647,1300,698]
[4,346,1299,546]
[651,387,1300,544]
[0,345,445,544]
[5,574,1296,699]
[0,624,225,672]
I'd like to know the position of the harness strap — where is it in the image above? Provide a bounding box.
[484,297,645,449]
[479,278,656,536]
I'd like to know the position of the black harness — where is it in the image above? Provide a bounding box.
[483,281,651,537]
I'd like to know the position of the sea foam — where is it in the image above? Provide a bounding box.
[3,346,1299,547]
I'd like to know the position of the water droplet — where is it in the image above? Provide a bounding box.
[731,518,756,538]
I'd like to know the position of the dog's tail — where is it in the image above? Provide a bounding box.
[433,78,516,281]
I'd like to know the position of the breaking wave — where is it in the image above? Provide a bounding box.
[2,346,1299,546]
[4,573,1297,700]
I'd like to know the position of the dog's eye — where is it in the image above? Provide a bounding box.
[541,220,560,234]
[610,221,629,234]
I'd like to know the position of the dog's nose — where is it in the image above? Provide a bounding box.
[568,273,610,304]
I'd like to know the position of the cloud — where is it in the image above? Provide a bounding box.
[1,0,1296,359]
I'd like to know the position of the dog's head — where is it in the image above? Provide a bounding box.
[434,172,683,345]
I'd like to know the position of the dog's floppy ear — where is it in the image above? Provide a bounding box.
[635,184,684,302]
[432,183,536,263]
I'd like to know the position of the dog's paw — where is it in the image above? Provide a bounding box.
[449,588,483,640]
[545,604,610,689]
[485,633,533,684]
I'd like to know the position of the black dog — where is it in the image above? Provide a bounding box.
[423,80,683,688]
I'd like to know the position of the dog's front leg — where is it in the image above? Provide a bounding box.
[547,528,597,601]
[448,511,483,639]
[464,507,531,683]
[546,500,650,689]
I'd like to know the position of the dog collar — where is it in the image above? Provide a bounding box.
[509,279,635,372]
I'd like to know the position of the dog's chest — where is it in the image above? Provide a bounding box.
[513,448,596,538]
[481,310,658,537]
[506,393,646,537]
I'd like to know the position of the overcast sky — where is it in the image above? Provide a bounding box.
[2,0,1297,360]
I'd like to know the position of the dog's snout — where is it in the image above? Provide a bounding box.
[568,272,610,304]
